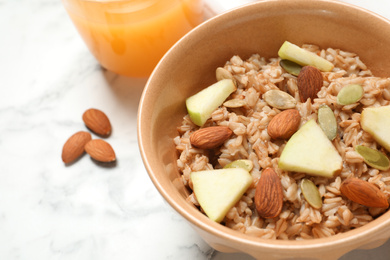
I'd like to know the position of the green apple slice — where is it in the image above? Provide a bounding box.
[278,41,334,72]
[186,79,236,126]
[190,168,252,223]
[278,119,342,178]
[361,105,390,152]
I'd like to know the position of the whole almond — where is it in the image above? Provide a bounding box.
[255,168,284,218]
[82,108,112,137]
[267,109,301,139]
[190,126,233,149]
[85,139,116,162]
[340,178,389,208]
[62,131,92,164]
[297,66,323,102]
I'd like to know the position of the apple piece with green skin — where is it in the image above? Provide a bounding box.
[190,168,252,223]
[278,41,334,72]
[186,79,236,126]
[278,119,342,178]
[361,105,390,152]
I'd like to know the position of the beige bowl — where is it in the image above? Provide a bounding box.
[138,0,390,259]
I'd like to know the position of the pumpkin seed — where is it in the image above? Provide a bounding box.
[318,104,337,140]
[280,59,302,76]
[337,84,364,105]
[301,178,322,209]
[223,99,246,108]
[263,89,297,110]
[355,145,390,171]
[216,67,234,81]
[224,159,254,172]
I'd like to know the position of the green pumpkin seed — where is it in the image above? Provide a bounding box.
[223,99,246,108]
[301,178,322,209]
[355,145,390,171]
[337,84,364,105]
[224,159,254,172]
[216,67,234,81]
[263,89,297,110]
[318,104,337,141]
[280,59,302,76]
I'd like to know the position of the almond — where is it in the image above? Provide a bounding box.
[340,178,389,208]
[297,65,323,102]
[82,108,112,137]
[255,168,284,218]
[85,139,116,162]
[267,109,301,139]
[190,126,233,149]
[62,131,92,164]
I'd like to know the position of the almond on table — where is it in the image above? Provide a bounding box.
[85,139,116,163]
[62,131,92,164]
[82,108,112,137]
[63,108,116,166]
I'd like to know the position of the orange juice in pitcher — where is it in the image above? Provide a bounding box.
[62,0,204,77]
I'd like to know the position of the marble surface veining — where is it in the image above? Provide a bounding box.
[1,0,390,259]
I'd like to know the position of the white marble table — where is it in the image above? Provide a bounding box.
[2,0,390,259]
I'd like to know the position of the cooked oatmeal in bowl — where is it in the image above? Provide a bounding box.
[174,42,390,240]
[138,0,390,258]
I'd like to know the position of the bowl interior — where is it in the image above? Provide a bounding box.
[138,0,390,256]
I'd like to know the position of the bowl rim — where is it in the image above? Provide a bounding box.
[138,0,390,251]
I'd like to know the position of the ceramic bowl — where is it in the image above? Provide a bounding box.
[138,0,390,259]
